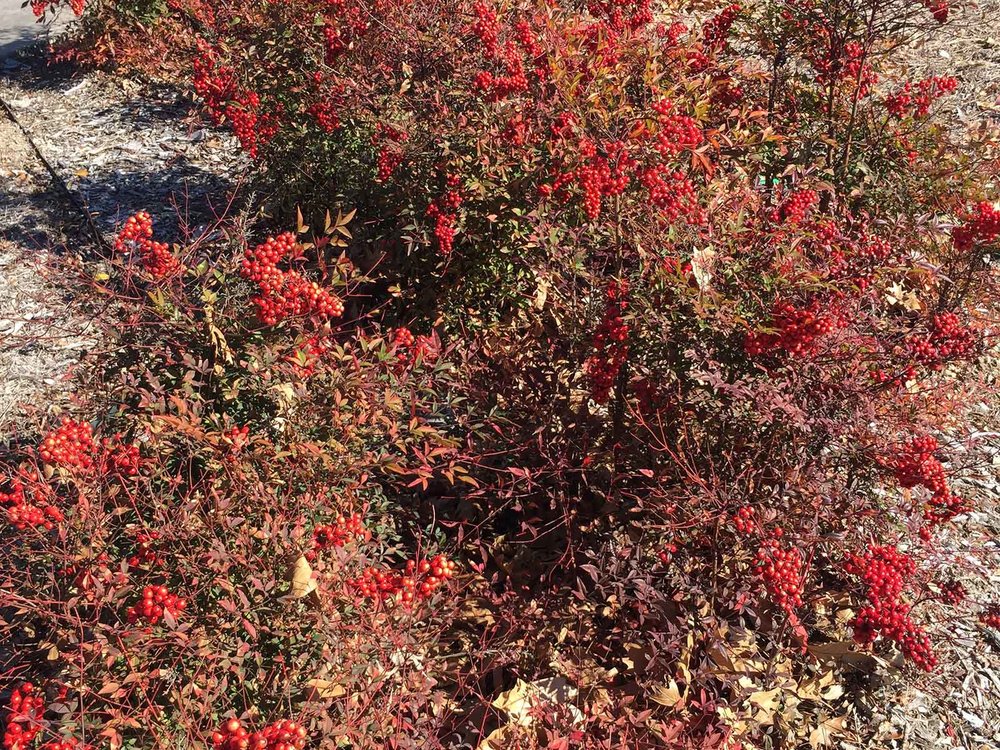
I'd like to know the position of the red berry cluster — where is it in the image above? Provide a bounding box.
[639,166,705,225]
[744,299,837,357]
[373,124,408,182]
[888,435,946,491]
[884,435,967,526]
[392,327,416,351]
[731,506,757,535]
[6,500,64,532]
[426,179,463,254]
[769,189,818,225]
[223,425,251,453]
[587,0,653,31]
[126,585,188,626]
[885,75,958,118]
[755,533,804,613]
[810,41,877,96]
[192,54,235,124]
[286,336,330,378]
[845,545,937,671]
[473,53,529,102]
[31,0,84,17]
[114,211,182,279]
[541,140,634,221]
[702,4,741,51]
[923,0,949,23]
[952,201,1000,250]
[658,542,679,565]
[349,554,456,606]
[1,475,63,532]
[938,579,966,605]
[584,281,629,404]
[212,718,307,750]
[2,683,44,750]
[376,145,404,182]
[307,513,365,560]
[225,92,281,159]
[100,435,141,478]
[40,740,90,750]
[470,1,501,56]
[307,101,340,133]
[392,327,439,368]
[651,100,703,158]
[980,604,1000,629]
[127,531,162,570]
[241,232,345,325]
[39,418,95,470]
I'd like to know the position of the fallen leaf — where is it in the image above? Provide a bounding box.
[650,680,686,709]
[305,679,346,700]
[493,677,581,727]
[809,716,847,748]
[288,555,317,598]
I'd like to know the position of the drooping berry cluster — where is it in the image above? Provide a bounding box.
[702,4,741,51]
[980,604,1000,629]
[769,189,818,225]
[126,585,188,626]
[224,92,281,159]
[731,506,757,535]
[885,75,957,118]
[845,545,936,671]
[349,554,456,606]
[1,475,63,532]
[650,100,703,158]
[545,138,636,221]
[99,435,142,478]
[114,211,183,280]
[126,531,162,570]
[211,718,307,750]
[307,101,340,133]
[425,176,463,254]
[587,0,653,31]
[584,281,629,404]
[883,435,968,526]
[391,327,439,368]
[31,0,84,18]
[470,1,501,56]
[372,124,408,182]
[192,54,235,124]
[241,232,345,325]
[937,579,966,605]
[755,533,804,614]
[2,683,44,750]
[39,418,95,470]
[307,513,365,560]
[952,201,1000,250]
[639,166,705,225]
[744,300,837,357]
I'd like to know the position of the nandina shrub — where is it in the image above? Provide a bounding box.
[0,210,496,749]
[15,0,1000,746]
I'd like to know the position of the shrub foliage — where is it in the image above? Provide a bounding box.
[5,0,1000,748]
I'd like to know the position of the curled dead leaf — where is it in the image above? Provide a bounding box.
[288,555,318,599]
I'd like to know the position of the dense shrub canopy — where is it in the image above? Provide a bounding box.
[4,0,1000,748]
